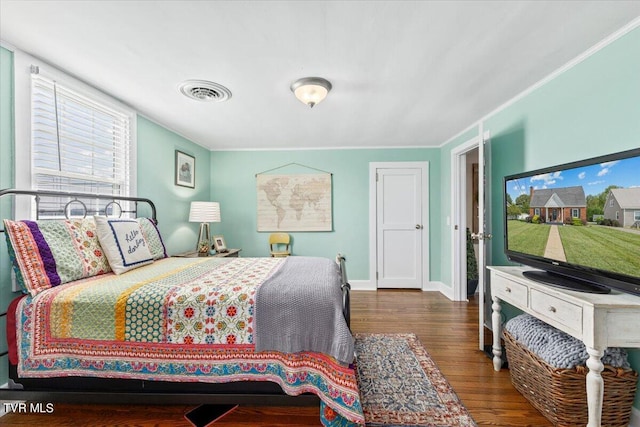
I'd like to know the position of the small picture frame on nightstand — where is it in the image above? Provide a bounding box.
[213,235,227,253]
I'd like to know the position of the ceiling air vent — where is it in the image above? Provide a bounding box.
[178,80,232,102]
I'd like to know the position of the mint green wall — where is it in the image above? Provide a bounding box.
[0,45,15,386]
[0,48,209,387]
[210,149,440,281]
[485,28,640,265]
[136,116,211,255]
[441,27,640,408]
[2,24,640,408]
[437,127,478,289]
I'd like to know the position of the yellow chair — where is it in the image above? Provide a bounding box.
[269,233,291,257]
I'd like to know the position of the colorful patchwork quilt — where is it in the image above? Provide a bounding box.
[13,257,363,425]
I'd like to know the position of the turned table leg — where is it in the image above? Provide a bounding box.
[491,295,503,371]
[585,347,605,427]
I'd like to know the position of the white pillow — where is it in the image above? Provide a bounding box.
[94,216,153,274]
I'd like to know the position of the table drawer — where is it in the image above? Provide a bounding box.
[492,274,528,305]
[530,289,582,333]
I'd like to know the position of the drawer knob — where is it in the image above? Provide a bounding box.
[548,306,557,313]
[505,287,511,293]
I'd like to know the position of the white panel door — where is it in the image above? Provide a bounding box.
[376,168,423,289]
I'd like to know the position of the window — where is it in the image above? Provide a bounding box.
[572,208,579,218]
[14,51,136,218]
[610,199,614,207]
[635,211,640,221]
[616,211,619,220]
[534,208,540,216]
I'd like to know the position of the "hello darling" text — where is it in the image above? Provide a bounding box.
[124,228,146,254]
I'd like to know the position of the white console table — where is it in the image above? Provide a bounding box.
[488,266,640,427]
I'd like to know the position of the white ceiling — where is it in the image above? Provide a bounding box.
[1,1,639,151]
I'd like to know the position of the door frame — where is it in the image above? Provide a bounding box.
[452,128,492,350]
[369,162,430,290]
[451,138,481,302]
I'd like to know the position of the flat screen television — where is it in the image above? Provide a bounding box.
[503,148,640,296]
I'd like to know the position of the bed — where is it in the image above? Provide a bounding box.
[0,189,363,426]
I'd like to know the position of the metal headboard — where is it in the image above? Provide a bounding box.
[0,188,158,350]
[0,188,157,223]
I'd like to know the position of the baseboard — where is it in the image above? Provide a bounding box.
[425,281,450,298]
[631,406,640,427]
[426,281,461,300]
[349,280,445,292]
[349,279,375,291]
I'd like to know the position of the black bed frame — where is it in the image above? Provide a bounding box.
[0,188,351,407]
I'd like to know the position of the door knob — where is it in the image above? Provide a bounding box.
[415,224,423,229]
[471,232,492,240]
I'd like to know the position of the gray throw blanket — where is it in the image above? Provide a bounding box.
[254,256,355,365]
[505,314,630,369]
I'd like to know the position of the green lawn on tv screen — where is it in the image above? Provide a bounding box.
[507,220,640,277]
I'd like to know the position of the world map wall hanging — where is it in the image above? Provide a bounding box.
[256,164,332,232]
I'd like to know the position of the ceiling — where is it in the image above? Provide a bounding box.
[1,1,639,151]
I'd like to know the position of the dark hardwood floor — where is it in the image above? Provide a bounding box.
[0,290,552,426]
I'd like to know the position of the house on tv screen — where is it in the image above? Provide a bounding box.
[604,187,640,228]
[529,186,587,224]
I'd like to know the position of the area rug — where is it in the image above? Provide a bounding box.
[354,333,477,427]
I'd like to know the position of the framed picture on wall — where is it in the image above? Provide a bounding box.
[175,150,195,188]
[213,235,228,253]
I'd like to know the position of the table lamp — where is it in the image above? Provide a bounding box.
[188,201,221,256]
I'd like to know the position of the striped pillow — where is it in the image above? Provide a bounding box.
[3,218,111,296]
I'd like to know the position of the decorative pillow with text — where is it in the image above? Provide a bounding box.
[94,216,153,275]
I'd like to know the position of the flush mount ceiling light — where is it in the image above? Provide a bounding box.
[290,77,332,108]
[179,80,232,102]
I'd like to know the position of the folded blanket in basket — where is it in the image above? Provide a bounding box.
[505,314,630,369]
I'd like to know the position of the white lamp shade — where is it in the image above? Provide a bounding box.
[189,201,221,223]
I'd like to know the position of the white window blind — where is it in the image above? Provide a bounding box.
[31,73,133,217]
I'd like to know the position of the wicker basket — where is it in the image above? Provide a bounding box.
[503,330,637,427]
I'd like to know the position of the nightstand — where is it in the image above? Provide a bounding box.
[174,249,241,258]
[213,248,241,257]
